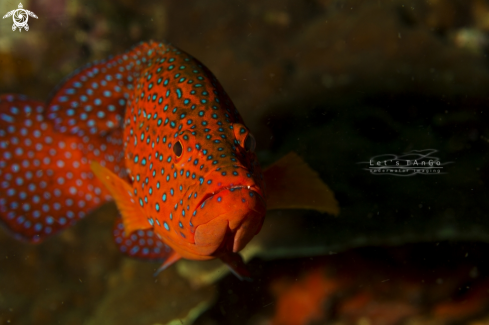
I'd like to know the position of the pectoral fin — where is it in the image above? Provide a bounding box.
[154,251,182,276]
[263,152,339,215]
[90,161,151,234]
[220,252,252,281]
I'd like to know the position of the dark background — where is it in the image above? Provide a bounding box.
[1,1,489,324]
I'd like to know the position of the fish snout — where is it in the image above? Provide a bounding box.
[192,187,266,255]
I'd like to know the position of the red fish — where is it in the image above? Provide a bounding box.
[0,41,339,278]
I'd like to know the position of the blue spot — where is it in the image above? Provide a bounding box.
[217,197,222,202]
[164,222,170,231]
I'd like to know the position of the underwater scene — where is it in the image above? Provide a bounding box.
[1,0,489,324]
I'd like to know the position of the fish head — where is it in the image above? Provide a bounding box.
[170,121,267,256]
[185,122,267,255]
[123,45,267,259]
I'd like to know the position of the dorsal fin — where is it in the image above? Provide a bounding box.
[45,42,163,136]
[263,152,339,215]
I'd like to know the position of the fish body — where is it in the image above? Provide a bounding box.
[0,41,339,278]
[0,95,123,243]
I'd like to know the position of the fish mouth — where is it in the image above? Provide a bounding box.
[195,185,260,211]
[191,184,267,255]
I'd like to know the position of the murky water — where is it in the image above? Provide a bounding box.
[1,1,489,324]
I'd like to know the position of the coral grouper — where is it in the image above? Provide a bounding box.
[0,41,339,279]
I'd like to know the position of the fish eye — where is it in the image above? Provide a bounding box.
[244,133,256,152]
[173,141,183,157]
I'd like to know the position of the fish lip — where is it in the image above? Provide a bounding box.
[194,185,260,212]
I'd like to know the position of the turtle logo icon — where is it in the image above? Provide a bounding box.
[3,3,38,32]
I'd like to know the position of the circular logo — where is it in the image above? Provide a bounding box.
[13,9,28,28]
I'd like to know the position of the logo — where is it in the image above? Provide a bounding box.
[358,149,454,176]
[2,3,38,32]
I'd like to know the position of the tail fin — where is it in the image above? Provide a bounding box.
[0,94,123,242]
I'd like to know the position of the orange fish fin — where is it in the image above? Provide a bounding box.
[220,252,252,281]
[263,152,339,215]
[90,161,151,234]
[154,251,182,275]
